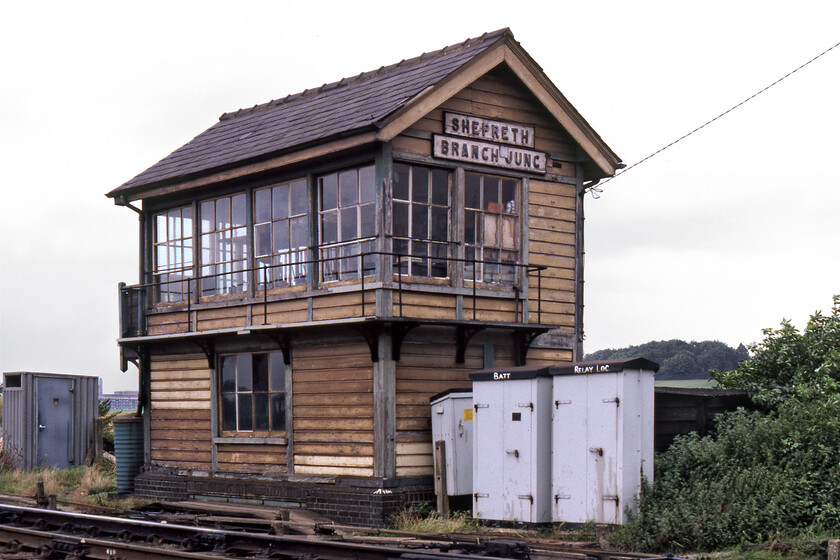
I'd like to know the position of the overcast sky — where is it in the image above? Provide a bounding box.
[2,1,839,392]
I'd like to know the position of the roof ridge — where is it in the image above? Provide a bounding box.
[218,28,510,122]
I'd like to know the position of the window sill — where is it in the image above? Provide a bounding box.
[213,436,287,445]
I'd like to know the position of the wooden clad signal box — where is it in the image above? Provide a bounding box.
[107,28,622,526]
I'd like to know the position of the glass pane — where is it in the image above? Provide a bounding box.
[231,194,246,226]
[393,239,408,274]
[431,207,447,241]
[236,354,253,391]
[169,209,181,238]
[484,178,499,212]
[393,163,409,201]
[253,354,269,392]
[359,165,375,202]
[254,393,269,431]
[271,394,286,431]
[321,211,337,244]
[221,356,236,393]
[432,170,448,206]
[221,394,236,431]
[502,180,517,214]
[320,174,337,210]
[255,223,271,256]
[255,188,271,223]
[393,202,408,238]
[156,214,167,243]
[464,210,477,245]
[215,197,230,229]
[201,200,214,233]
[273,183,289,220]
[465,173,481,209]
[290,179,308,215]
[412,205,428,239]
[269,353,285,391]
[360,203,375,238]
[156,245,168,270]
[431,243,448,278]
[340,207,357,241]
[290,216,307,250]
[361,239,376,274]
[338,169,357,207]
[412,167,429,203]
[412,241,429,277]
[238,394,253,431]
[273,220,290,252]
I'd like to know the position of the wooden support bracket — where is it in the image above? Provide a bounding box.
[512,329,548,366]
[356,324,383,363]
[195,338,216,369]
[455,326,485,364]
[391,322,419,362]
[262,332,293,365]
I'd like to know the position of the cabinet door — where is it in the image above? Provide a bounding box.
[586,374,620,524]
[551,374,588,521]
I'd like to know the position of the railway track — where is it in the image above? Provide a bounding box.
[0,503,535,560]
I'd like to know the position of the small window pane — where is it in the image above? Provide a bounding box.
[290,216,307,249]
[394,163,409,200]
[393,202,409,238]
[465,174,481,209]
[254,394,270,430]
[502,180,517,214]
[255,223,271,256]
[236,354,253,391]
[270,353,285,391]
[253,354,269,392]
[255,188,271,223]
[340,207,357,241]
[412,167,429,203]
[273,221,290,252]
[360,203,375,238]
[432,170,448,206]
[431,207,448,242]
[290,179,307,215]
[320,174,338,210]
[221,356,236,393]
[412,205,428,239]
[484,178,499,211]
[169,209,181,238]
[321,211,337,243]
[273,183,289,220]
[465,211,478,244]
[156,214,167,243]
[221,394,236,431]
[271,394,286,431]
[215,197,231,229]
[339,169,358,207]
[237,395,253,431]
[231,194,246,226]
[359,165,375,202]
[201,200,214,233]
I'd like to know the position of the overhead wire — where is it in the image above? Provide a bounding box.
[586,38,840,197]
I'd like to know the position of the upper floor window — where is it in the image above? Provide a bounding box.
[200,193,248,296]
[220,352,286,433]
[254,179,309,289]
[392,163,450,278]
[153,206,193,302]
[464,173,519,283]
[318,165,376,282]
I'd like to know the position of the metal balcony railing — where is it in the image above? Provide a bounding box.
[118,251,547,338]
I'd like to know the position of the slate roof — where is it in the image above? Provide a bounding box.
[110,29,512,197]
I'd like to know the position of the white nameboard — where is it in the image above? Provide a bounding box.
[444,112,535,148]
[433,135,547,174]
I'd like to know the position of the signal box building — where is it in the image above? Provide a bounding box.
[108,29,621,525]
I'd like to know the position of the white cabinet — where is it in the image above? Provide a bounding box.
[430,389,474,496]
[549,359,656,524]
[470,368,552,523]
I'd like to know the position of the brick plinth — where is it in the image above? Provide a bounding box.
[134,470,434,526]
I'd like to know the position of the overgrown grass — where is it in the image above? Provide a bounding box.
[389,502,479,534]
[0,462,117,503]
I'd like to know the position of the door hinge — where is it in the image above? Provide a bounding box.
[517,494,534,504]
[555,399,571,408]
[554,494,571,502]
[474,403,489,411]
[602,397,619,406]
[516,402,533,410]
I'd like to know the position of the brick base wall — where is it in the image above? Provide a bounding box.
[134,469,434,526]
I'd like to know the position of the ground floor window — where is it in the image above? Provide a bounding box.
[219,352,286,433]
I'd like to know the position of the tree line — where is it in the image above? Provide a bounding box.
[585,339,750,380]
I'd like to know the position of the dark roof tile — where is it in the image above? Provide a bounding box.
[111,29,511,196]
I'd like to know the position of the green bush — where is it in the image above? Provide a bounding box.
[617,298,840,553]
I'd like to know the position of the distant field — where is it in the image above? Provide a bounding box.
[655,378,716,388]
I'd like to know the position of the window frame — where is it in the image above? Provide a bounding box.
[199,192,249,297]
[254,178,309,289]
[218,351,288,436]
[152,205,194,303]
[463,171,520,285]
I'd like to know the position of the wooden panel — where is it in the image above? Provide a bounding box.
[528,347,573,365]
[292,341,374,475]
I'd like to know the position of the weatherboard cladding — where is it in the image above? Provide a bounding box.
[112,29,510,194]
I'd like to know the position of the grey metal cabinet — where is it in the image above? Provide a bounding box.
[469,367,553,523]
[549,359,656,524]
[430,389,474,497]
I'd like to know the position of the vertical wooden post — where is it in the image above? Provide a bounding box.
[434,440,449,518]
[93,417,104,463]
